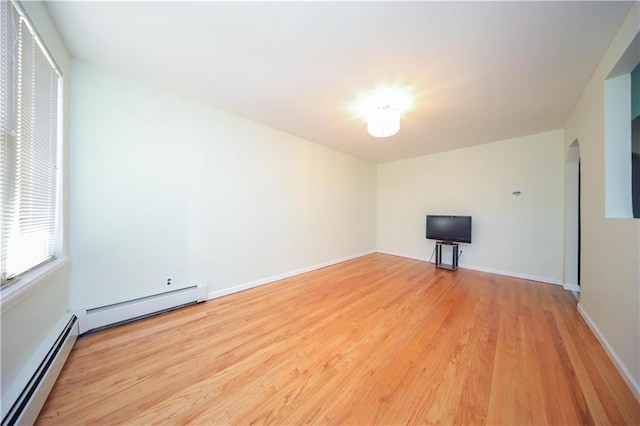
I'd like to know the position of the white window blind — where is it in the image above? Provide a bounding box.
[1,1,62,288]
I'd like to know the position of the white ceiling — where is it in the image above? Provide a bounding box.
[45,1,634,164]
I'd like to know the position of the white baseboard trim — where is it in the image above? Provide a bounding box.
[577,303,640,402]
[376,250,563,286]
[207,250,376,301]
[460,263,563,286]
[563,282,580,292]
[377,251,428,263]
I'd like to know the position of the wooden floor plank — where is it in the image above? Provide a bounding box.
[37,254,639,425]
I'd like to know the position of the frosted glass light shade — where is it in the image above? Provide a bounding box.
[367,106,400,138]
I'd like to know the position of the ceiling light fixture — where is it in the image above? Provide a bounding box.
[367,105,400,138]
[352,86,413,138]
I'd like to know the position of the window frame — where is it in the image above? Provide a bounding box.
[1,0,67,306]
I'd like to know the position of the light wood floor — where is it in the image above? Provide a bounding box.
[37,254,639,425]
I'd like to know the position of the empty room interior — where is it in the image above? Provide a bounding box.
[2,1,640,424]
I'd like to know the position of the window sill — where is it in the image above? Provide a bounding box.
[1,257,70,313]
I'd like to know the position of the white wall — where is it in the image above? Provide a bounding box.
[564,3,639,397]
[0,1,71,415]
[68,61,377,310]
[377,129,565,284]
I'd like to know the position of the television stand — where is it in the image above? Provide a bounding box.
[435,241,459,271]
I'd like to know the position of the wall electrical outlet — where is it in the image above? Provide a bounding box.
[166,276,172,286]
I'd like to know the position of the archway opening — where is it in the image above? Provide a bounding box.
[565,140,580,293]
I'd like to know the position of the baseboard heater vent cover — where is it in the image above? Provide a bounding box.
[76,283,207,334]
[2,315,78,426]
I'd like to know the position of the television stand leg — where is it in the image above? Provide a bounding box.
[435,242,459,271]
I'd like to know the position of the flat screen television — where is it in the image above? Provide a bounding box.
[426,215,472,244]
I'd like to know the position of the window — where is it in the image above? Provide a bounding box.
[604,33,639,219]
[1,1,62,289]
[632,63,639,218]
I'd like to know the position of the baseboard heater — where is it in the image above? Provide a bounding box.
[2,315,79,426]
[74,284,208,334]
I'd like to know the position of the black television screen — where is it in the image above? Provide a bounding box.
[426,215,472,243]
